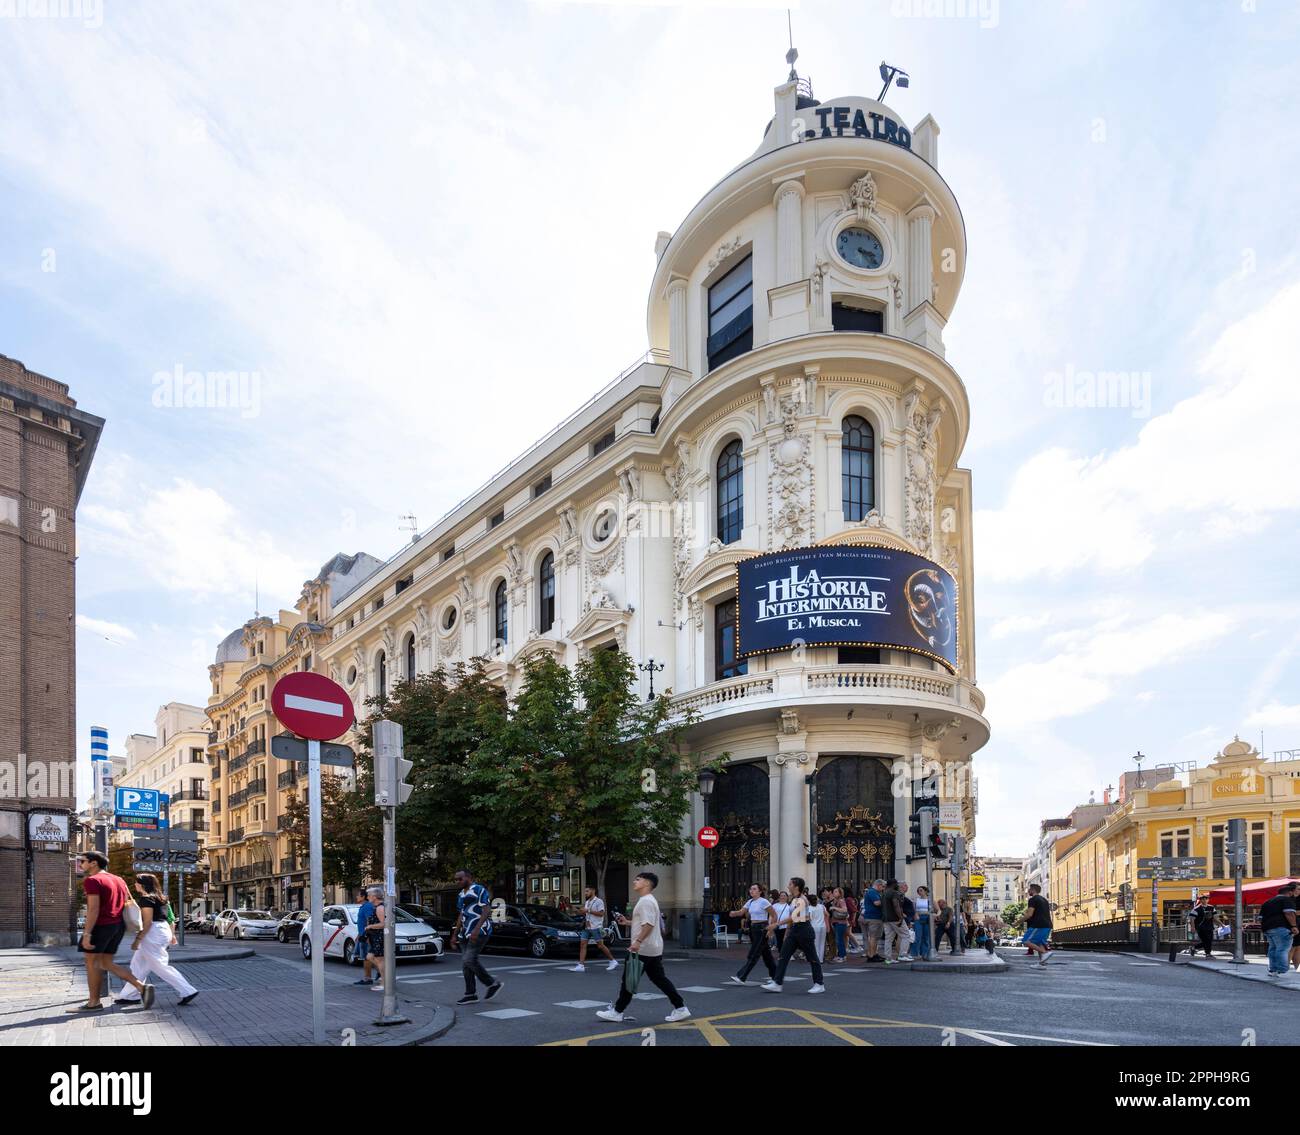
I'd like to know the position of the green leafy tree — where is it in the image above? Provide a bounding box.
[1002,899,1027,929]
[476,650,717,902]
[283,660,521,890]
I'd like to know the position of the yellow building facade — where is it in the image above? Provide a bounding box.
[1050,738,1300,933]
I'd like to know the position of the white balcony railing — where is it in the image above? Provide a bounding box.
[672,665,987,727]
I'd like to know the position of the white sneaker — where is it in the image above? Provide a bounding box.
[665,1006,691,1022]
[568,964,586,972]
[595,1007,625,1021]
[808,983,826,994]
[761,980,781,992]
[728,975,749,986]
[606,959,619,971]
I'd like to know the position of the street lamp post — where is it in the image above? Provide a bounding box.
[639,658,665,701]
[697,769,717,948]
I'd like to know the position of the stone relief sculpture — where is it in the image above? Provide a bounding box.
[768,392,815,550]
[902,395,942,557]
[848,171,879,221]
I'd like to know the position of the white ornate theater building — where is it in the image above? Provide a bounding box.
[316,71,989,923]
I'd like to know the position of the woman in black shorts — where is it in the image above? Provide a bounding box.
[363,887,386,992]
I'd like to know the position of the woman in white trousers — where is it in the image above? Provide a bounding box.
[115,874,198,1006]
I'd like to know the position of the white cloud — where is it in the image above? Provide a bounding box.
[975,282,1300,583]
[987,613,1052,641]
[985,609,1237,729]
[1244,703,1300,731]
[75,615,137,641]
[81,477,313,603]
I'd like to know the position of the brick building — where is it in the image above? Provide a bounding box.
[0,354,104,946]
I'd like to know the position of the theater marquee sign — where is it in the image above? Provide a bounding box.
[735,545,959,673]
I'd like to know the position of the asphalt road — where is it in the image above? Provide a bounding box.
[219,938,1297,1047]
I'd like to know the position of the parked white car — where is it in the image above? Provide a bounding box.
[300,903,444,965]
[214,909,280,940]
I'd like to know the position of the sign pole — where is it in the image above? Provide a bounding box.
[178,868,185,947]
[309,737,325,1046]
[382,800,398,1021]
[162,794,171,920]
[1151,875,1159,953]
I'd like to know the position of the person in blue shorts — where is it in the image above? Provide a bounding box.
[1022,883,1053,966]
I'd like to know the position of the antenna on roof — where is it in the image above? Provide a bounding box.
[400,514,419,543]
[786,9,797,80]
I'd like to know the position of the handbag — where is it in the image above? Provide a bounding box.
[122,899,143,933]
[623,953,644,994]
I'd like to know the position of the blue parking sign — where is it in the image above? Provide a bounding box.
[115,787,160,817]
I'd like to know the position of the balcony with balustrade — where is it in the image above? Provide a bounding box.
[671,663,988,755]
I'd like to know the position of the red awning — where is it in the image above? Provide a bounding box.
[1204,878,1300,906]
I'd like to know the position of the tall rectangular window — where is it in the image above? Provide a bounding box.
[1290,822,1300,876]
[1159,828,1190,858]
[1211,824,1227,878]
[591,429,616,456]
[1250,820,1266,877]
[707,255,753,371]
[714,598,748,682]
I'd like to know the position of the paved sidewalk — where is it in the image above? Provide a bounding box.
[0,947,453,1046]
[1183,951,1300,992]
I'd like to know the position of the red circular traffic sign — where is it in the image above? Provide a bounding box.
[270,672,356,741]
[698,826,720,849]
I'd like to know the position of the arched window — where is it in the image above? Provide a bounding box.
[404,633,416,681]
[538,552,556,633]
[494,580,509,648]
[377,652,387,700]
[841,415,875,522]
[716,439,743,545]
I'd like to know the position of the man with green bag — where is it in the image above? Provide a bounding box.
[596,872,690,1024]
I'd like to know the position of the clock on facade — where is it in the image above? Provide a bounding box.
[836,226,884,270]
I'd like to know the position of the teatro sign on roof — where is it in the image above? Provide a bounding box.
[317,60,989,924]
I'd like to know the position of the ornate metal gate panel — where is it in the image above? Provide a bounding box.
[706,762,771,917]
[814,756,896,894]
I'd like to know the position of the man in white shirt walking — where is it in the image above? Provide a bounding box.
[569,884,620,972]
[597,872,690,1023]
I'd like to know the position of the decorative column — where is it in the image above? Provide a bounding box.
[773,179,805,286]
[774,708,812,889]
[906,200,936,313]
[667,277,688,370]
[766,754,783,891]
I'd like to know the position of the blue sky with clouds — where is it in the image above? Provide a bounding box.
[2,0,1297,855]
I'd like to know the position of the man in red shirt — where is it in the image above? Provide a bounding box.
[73,851,153,1012]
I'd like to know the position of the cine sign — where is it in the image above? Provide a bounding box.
[735,545,959,673]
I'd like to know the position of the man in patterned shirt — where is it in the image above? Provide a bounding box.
[452,868,503,1006]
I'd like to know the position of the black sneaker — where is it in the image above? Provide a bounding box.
[178,992,199,1006]
[484,982,504,1002]
[456,994,479,1005]
[140,983,156,1009]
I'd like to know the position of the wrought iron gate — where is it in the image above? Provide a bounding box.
[813,756,896,894]
[706,762,771,917]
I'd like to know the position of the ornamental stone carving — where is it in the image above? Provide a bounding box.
[505,542,527,607]
[780,708,801,735]
[811,256,829,301]
[774,750,810,767]
[558,505,578,544]
[457,574,475,624]
[708,235,743,272]
[768,393,814,551]
[666,441,695,609]
[902,392,942,557]
[848,171,879,221]
[889,272,903,313]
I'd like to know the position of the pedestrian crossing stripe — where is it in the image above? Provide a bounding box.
[555,1000,608,1009]
[478,1008,540,1019]
[678,986,724,993]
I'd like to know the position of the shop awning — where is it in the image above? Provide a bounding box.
[1204,878,1300,906]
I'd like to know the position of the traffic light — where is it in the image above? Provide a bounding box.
[373,720,413,806]
[926,816,944,859]
[908,811,925,857]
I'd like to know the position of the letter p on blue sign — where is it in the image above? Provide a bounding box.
[116,787,159,816]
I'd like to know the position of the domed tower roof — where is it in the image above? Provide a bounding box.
[213,628,247,665]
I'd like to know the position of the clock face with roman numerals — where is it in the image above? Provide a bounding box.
[836,226,884,270]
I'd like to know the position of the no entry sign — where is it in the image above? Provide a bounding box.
[698,826,720,849]
[271,672,356,741]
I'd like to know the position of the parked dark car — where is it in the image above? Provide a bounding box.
[276,910,309,942]
[480,903,613,960]
[397,903,455,939]
[197,912,218,935]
